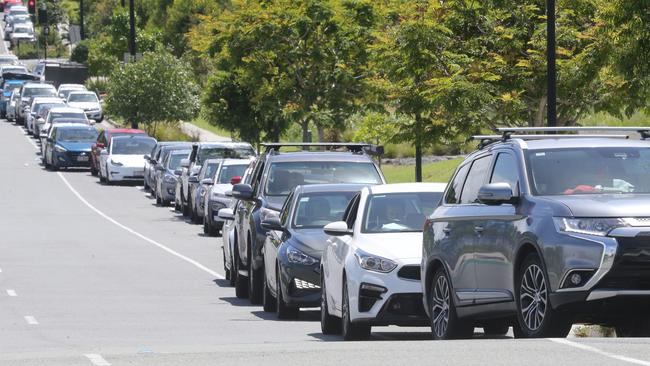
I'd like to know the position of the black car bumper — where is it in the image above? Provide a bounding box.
[279,261,322,308]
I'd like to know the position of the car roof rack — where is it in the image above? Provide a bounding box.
[261,143,384,156]
[470,126,650,149]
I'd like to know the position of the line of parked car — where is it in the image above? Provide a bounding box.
[3,1,35,49]
[5,52,650,340]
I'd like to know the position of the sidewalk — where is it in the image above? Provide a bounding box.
[98,119,231,142]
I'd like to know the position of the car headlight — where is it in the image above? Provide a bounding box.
[260,206,279,222]
[354,249,397,273]
[110,159,123,166]
[553,217,628,237]
[54,145,67,152]
[163,174,177,184]
[286,245,318,265]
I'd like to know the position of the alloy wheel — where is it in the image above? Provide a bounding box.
[431,274,450,338]
[519,264,547,331]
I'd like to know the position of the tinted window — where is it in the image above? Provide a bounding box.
[265,162,381,196]
[279,192,293,226]
[48,112,86,121]
[168,152,190,170]
[490,153,519,192]
[56,128,97,142]
[460,156,491,204]
[293,192,357,229]
[362,192,443,233]
[197,146,255,163]
[526,147,650,195]
[112,138,157,155]
[444,163,470,204]
[68,93,98,102]
[199,162,220,180]
[24,87,57,98]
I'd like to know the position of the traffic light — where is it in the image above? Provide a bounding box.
[28,0,36,15]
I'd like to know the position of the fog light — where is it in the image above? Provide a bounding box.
[570,273,582,286]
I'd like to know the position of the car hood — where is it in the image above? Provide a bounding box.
[547,194,650,218]
[109,154,146,167]
[68,102,100,110]
[57,141,93,151]
[355,232,423,261]
[291,229,330,258]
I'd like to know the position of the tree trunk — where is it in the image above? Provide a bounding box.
[532,96,547,127]
[415,114,423,182]
[301,120,310,143]
[316,124,325,143]
[131,120,138,129]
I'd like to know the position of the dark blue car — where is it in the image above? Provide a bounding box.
[43,124,98,170]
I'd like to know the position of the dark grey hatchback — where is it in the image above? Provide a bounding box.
[422,127,650,339]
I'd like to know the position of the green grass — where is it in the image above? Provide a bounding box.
[189,117,234,139]
[381,158,463,183]
[579,111,650,126]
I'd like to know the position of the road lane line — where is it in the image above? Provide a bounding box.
[55,172,224,280]
[6,289,17,297]
[84,354,111,366]
[24,316,38,325]
[548,338,650,366]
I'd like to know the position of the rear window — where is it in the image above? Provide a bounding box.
[293,192,357,229]
[48,112,86,121]
[265,161,382,196]
[217,164,248,184]
[111,138,157,155]
[24,87,57,98]
[198,146,255,163]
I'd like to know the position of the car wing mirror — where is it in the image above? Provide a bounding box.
[261,216,283,231]
[188,175,199,184]
[173,168,182,176]
[478,183,517,205]
[218,208,235,221]
[323,221,352,236]
[200,178,213,185]
[231,183,254,201]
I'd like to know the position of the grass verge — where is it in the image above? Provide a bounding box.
[381,158,462,183]
[189,117,233,139]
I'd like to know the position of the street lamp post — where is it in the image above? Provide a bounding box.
[128,0,136,59]
[547,0,557,127]
[79,0,85,40]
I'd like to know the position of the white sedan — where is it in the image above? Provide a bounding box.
[320,183,446,340]
[99,135,157,184]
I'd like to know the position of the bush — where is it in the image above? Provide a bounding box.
[14,42,40,59]
[71,40,89,63]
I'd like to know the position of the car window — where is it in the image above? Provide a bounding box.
[68,93,98,102]
[265,161,382,196]
[168,152,190,170]
[197,146,255,164]
[362,192,444,233]
[490,152,519,192]
[217,164,248,184]
[56,128,97,142]
[199,162,220,180]
[111,138,156,155]
[343,194,361,229]
[279,191,293,226]
[293,191,357,229]
[444,163,471,204]
[460,155,492,204]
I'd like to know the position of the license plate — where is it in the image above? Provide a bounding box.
[77,156,89,162]
[134,170,144,176]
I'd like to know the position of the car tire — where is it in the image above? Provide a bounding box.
[228,250,236,287]
[174,200,181,212]
[248,252,263,305]
[276,266,299,319]
[262,271,276,312]
[513,252,573,338]
[615,318,650,337]
[183,198,190,217]
[429,267,474,340]
[203,221,211,236]
[90,164,98,176]
[342,278,370,340]
[234,243,248,299]
[222,247,231,281]
[321,274,341,335]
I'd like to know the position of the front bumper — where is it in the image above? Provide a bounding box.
[160,180,177,201]
[108,165,145,181]
[84,111,103,121]
[207,198,230,225]
[53,151,92,167]
[346,258,426,326]
[278,258,322,308]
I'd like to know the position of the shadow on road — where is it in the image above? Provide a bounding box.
[219,296,259,307]
[213,279,231,287]
[250,310,320,322]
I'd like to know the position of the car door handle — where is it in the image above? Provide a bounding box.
[474,226,484,233]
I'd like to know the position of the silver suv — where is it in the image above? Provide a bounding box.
[422,127,650,339]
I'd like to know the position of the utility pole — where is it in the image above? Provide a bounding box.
[128,0,136,60]
[79,0,85,40]
[547,0,557,127]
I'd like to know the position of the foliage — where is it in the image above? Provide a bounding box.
[105,50,200,130]
[86,36,119,76]
[350,111,399,146]
[71,40,90,64]
[14,43,39,59]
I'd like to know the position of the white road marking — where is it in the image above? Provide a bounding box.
[6,289,17,297]
[56,172,224,280]
[548,338,650,366]
[84,354,111,366]
[24,316,38,325]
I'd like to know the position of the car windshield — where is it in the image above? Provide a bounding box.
[35,102,64,113]
[0,56,17,64]
[56,128,97,142]
[49,112,85,121]
[13,27,31,34]
[24,87,56,97]
[200,162,220,180]
[265,161,382,196]
[197,146,255,163]
[362,192,443,233]
[293,191,357,229]
[11,10,27,15]
[527,147,650,195]
[216,164,247,184]
[68,93,98,103]
[112,138,156,155]
[2,66,26,73]
[168,152,190,169]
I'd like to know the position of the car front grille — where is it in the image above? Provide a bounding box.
[397,265,421,281]
[596,236,650,290]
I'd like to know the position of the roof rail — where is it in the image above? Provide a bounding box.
[261,143,384,156]
[496,126,650,139]
[471,134,631,150]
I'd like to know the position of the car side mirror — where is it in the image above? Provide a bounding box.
[180,158,190,168]
[224,190,233,197]
[323,221,352,236]
[218,208,235,221]
[100,149,108,156]
[231,183,254,201]
[478,183,517,205]
[200,178,213,185]
[150,159,157,165]
[261,216,283,231]
[174,168,182,176]
[46,137,53,142]
[188,175,199,184]
[230,176,242,185]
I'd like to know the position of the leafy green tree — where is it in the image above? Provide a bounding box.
[105,50,200,131]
